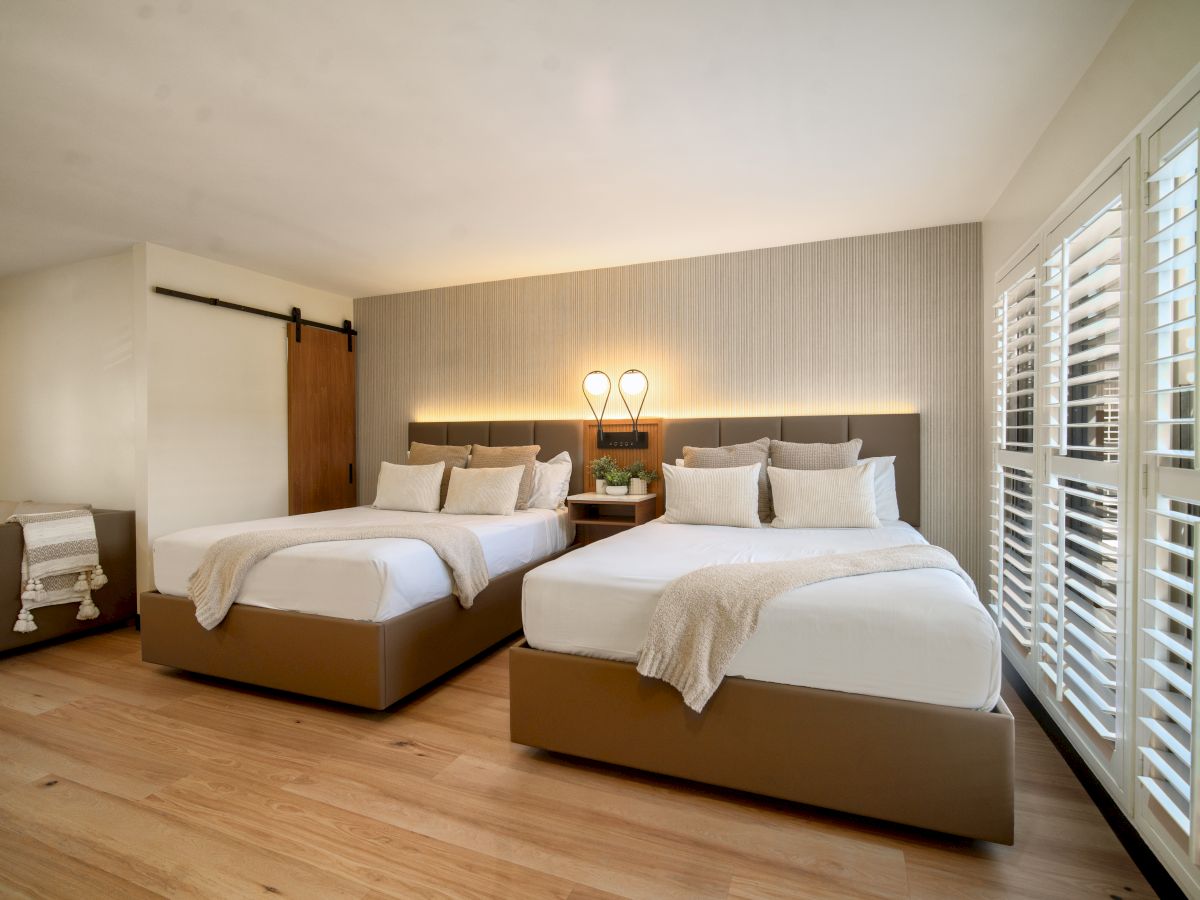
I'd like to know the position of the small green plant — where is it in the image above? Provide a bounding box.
[604,466,632,487]
[629,461,658,483]
[590,456,617,480]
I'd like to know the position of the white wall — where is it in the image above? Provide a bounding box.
[0,250,136,509]
[982,0,1200,283]
[137,244,352,589]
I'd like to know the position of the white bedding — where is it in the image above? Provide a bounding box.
[522,520,1001,710]
[154,506,572,622]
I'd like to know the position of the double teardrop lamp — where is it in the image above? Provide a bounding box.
[582,369,649,449]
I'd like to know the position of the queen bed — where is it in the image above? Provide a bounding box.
[140,419,581,709]
[509,413,1015,843]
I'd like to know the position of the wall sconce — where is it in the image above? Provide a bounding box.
[583,368,649,449]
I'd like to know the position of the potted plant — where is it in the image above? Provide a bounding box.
[604,465,632,496]
[629,461,658,495]
[590,456,616,494]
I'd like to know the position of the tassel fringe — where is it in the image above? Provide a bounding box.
[76,597,99,620]
[89,565,108,590]
[13,610,37,634]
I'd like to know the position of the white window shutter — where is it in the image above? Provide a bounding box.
[1138,107,1199,855]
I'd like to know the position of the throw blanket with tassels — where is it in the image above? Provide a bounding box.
[10,509,108,633]
[188,524,490,630]
[636,544,975,713]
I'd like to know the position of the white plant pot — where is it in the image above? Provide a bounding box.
[630,478,647,495]
[595,478,607,494]
[606,484,629,496]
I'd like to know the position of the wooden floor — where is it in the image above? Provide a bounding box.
[0,627,1154,899]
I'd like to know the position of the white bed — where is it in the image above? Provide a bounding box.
[522,519,1001,710]
[155,505,573,622]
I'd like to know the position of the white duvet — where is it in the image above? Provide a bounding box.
[154,505,572,622]
[522,520,1001,710]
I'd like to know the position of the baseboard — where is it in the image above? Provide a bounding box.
[1004,659,1184,899]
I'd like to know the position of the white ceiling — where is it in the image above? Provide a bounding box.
[0,0,1130,297]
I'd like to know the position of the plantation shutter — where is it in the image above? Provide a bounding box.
[1138,94,1200,848]
[991,252,1040,656]
[1038,164,1130,765]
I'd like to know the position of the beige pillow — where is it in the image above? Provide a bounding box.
[469,445,540,510]
[409,442,471,506]
[442,465,524,515]
[768,463,880,528]
[661,463,761,528]
[372,461,444,512]
[683,437,771,522]
[769,438,862,470]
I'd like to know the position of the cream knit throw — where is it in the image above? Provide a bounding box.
[636,543,975,712]
[10,509,108,633]
[188,524,489,630]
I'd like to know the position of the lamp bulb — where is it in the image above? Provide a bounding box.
[583,372,610,396]
[619,370,647,395]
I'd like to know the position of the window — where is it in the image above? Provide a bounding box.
[1138,95,1199,848]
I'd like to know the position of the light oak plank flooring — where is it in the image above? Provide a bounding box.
[0,627,1154,899]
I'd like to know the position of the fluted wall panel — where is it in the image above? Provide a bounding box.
[356,223,984,582]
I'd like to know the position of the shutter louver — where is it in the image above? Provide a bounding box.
[1041,476,1121,741]
[990,465,1035,649]
[995,270,1038,452]
[1043,203,1123,462]
[1139,498,1196,836]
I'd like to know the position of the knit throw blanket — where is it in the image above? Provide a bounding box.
[636,543,975,712]
[188,524,490,630]
[10,509,108,633]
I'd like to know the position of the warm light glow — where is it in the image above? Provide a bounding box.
[619,370,647,396]
[583,371,610,396]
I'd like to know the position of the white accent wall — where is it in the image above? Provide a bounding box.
[136,244,352,590]
[0,251,137,510]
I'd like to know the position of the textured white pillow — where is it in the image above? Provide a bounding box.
[372,461,444,512]
[442,465,524,515]
[860,456,899,521]
[661,463,761,528]
[768,463,880,528]
[528,451,573,510]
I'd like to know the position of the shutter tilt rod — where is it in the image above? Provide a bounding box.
[153,287,357,349]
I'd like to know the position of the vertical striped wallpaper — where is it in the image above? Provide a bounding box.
[355,223,985,583]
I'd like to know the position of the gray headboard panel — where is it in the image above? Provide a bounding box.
[407,420,586,496]
[661,414,921,526]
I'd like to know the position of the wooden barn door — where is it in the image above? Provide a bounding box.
[287,324,356,514]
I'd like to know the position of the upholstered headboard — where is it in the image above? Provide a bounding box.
[662,414,921,526]
[407,420,587,495]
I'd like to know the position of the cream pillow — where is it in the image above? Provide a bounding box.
[661,463,761,528]
[372,461,444,512]
[442,465,524,515]
[860,456,900,521]
[528,451,573,510]
[769,463,880,528]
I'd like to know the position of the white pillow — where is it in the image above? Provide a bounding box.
[860,456,899,521]
[768,463,880,528]
[442,465,524,515]
[372,461,444,512]
[528,451,573,510]
[661,463,761,528]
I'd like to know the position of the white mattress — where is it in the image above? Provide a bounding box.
[522,520,1001,710]
[154,506,572,622]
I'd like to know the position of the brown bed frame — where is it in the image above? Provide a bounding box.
[140,419,585,710]
[508,413,1016,843]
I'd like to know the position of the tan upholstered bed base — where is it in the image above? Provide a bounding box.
[140,553,561,710]
[509,642,1015,844]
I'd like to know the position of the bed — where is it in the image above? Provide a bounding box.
[140,419,582,709]
[509,413,1015,843]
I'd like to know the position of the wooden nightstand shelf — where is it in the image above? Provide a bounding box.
[567,493,657,545]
